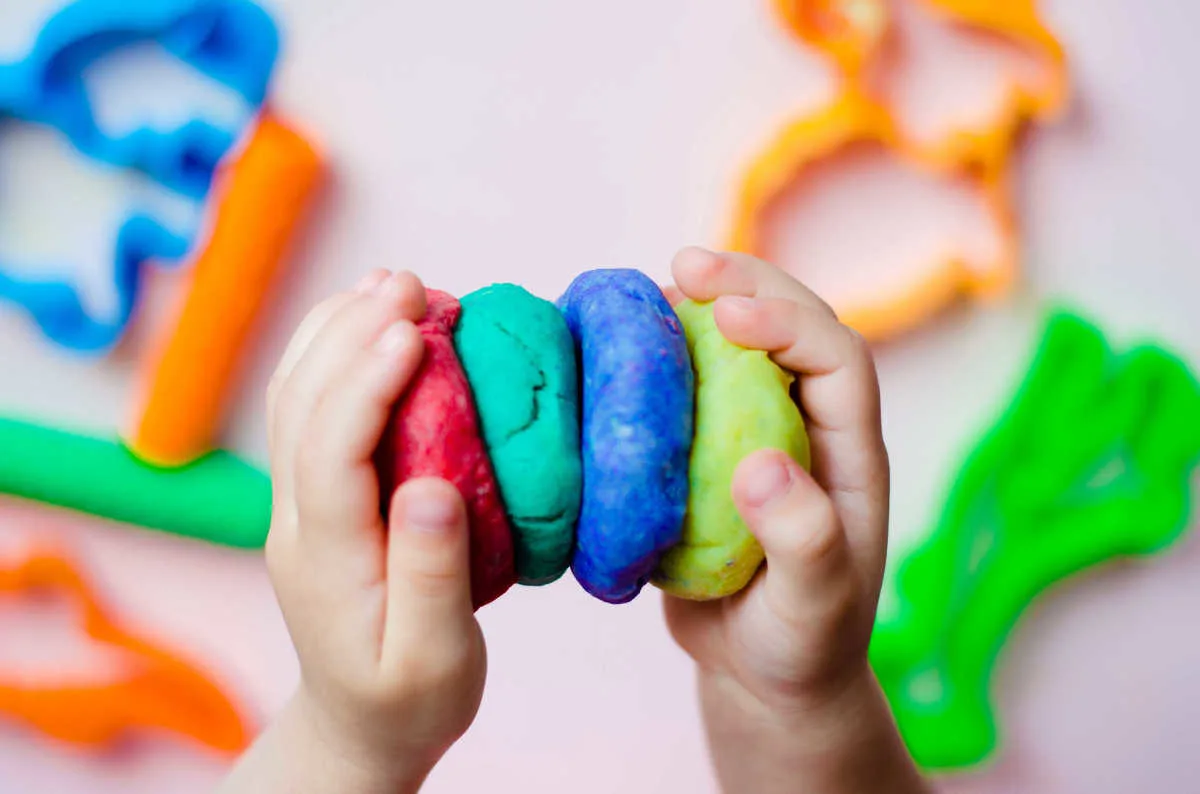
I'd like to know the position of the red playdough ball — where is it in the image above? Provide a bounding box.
[377,289,516,609]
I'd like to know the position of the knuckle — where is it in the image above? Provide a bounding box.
[294,424,331,494]
[403,565,464,600]
[777,497,845,570]
[806,291,839,321]
[264,532,288,586]
[843,325,872,361]
[393,321,424,357]
[794,520,843,569]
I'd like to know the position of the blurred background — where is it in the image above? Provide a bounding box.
[0,0,1198,791]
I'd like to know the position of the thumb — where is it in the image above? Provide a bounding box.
[731,450,857,627]
[383,478,475,659]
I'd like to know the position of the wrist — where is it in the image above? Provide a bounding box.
[697,664,929,794]
[282,687,437,794]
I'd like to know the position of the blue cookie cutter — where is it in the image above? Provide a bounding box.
[0,0,279,353]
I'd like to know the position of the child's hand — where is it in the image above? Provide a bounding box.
[663,249,927,794]
[222,270,487,794]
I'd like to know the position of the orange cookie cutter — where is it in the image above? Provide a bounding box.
[731,0,1068,340]
[772,0,1067,109]
[0,550,253,753]
[127,111,323,467]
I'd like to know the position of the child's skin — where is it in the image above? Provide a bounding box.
[219,248,929,794]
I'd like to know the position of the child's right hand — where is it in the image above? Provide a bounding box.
[223,270,487,794]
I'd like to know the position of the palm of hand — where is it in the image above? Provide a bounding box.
[665,564,876,709]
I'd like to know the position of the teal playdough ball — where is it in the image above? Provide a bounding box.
[654,300,810,600]
[454,284,582,585]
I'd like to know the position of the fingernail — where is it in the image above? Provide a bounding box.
[374,273,404,299]
[405,495,458,534]
[354,271,386,293]
[374,322,415,355]
[719,295,757,312]
[742,457,793,508]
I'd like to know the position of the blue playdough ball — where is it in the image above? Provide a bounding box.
[558,269,694,604]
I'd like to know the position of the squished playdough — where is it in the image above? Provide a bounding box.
[378,290,516,609]
[654,301,810,600]
[559,270,694,604]
[454,284,582,586]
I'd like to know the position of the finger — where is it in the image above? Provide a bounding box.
[273,272,427,514]
[715,295,889,585]
[267,269,389,427]
[661,284,685,308]
[670,247,835,317]
[732,450,859,633]
[267,293,357,450]
[662,595,730,669]
[382,478,475,664]
[295,319,425,537]
[266,269,392,507]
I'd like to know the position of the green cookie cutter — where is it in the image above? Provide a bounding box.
[871,310,1200,771]
[0,415,270,548]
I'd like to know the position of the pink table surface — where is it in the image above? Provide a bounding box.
[1,0,1199,791]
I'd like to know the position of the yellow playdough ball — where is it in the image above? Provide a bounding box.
[653,300,811,600]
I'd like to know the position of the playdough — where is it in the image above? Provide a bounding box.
[0,416,270,547]
[871,311,1200,770]
[129,113,324,467]
[454,284,582,585]
[558,270,693,604]
[654,301,810,600]
[378,290,516,609]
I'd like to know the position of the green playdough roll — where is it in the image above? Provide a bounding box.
[454,284,582,585]
[654,301,811,600]
[0,416,271,548]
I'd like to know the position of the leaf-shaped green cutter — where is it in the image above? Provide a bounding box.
[870,311,1200,771]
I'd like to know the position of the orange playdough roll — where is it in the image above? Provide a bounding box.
[128,112,323,467]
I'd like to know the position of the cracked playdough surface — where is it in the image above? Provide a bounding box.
[454,284,582,585]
